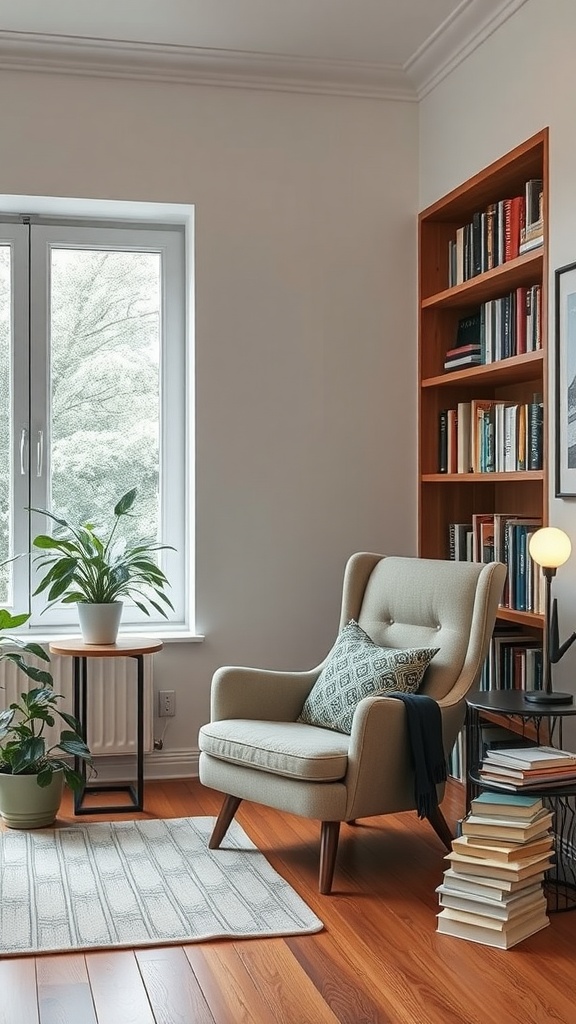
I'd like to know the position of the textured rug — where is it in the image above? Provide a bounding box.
[0,816,323,956]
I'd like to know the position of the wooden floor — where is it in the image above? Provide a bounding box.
[2,779,575,1024]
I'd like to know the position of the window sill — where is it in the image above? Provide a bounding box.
[15,628,205,645]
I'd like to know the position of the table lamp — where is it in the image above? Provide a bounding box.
[526,526,575,704]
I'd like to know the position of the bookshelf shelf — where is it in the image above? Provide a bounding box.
[422,351,543,389]
[421,250,543,309]
[496,607,544,628]
[419,130,549,765]
[422,471,544,483]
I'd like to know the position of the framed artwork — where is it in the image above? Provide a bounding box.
[555,261,576,496]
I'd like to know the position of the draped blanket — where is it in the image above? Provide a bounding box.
[388,692,447,818]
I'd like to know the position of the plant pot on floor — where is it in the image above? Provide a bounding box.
[0,768,64,829]
[77,602,123,644]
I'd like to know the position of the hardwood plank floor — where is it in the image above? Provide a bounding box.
[2,778,575,1024]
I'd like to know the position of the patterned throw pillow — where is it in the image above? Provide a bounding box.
[297,620,438,735]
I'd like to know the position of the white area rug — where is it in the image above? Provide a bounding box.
[0,816,323,956]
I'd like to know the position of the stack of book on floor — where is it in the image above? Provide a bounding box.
[437,791,553,947]
[479,745,576,791]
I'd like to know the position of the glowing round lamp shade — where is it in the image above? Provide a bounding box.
[528,527,572,569]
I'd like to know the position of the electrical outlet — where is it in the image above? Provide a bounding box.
[158,690,176,717]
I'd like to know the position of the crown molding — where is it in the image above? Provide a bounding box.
[0,30,417,101]
[0,2,530,103]
[405,0,531,98]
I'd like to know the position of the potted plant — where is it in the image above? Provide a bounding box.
[31,488,174,644]
[0,608,92,828]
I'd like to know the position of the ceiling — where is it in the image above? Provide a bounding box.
[0,0,527,98]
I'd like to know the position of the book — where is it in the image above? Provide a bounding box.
[447,408,458,473]
[439,409,448,473]
[470,791,544,818]
[448,522,472,560]
[519,234,544,255]
[455,312,482,347]
[484,745,576,769]
[444,354,482,369]
[437,907,549,948]
[478,768,576,790]
[439,877,545,904]
[504,195,523,261]
[480,761,576,780]
[437,889,546,921]
[460,809,553,843]
[528,395,543,469]
[439,901,545,933]
[441,867,545,897]
[451,834,553,863]
[469,399,492,472]
[472,513,494,561]
[522,220,544,244]
[445,850,554,882]
[471,214,482,277]
[445,343,482,359]
[480,518,495,563]
[456,402,472,473]
[525,179,543,229]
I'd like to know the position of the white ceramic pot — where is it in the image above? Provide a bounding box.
[0,768,64,828]
[77,601,123,644]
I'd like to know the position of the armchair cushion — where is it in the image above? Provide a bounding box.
[297,620,438,734]
[198,719,349,781]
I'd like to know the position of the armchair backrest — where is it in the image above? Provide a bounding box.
[339,553,506,702]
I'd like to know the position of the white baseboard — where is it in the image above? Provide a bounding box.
[89,747,199,783]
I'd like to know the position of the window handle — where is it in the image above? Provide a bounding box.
[19,428,28,475]
[36,429,44,478]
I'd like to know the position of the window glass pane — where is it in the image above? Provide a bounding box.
[0,245,12,603]
[50,248,161,548]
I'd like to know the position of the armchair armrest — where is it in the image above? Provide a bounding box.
[210,665,319,722]
[344,695,426,820]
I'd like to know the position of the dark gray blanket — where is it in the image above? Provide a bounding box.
[387,692,447,818]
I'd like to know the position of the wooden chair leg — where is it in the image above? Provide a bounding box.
[209,795,242,849]
[425,804,454,851]
[319,820,341,894]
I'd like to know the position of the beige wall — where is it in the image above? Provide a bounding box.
[419,0,576,704]
[1,69,419,768]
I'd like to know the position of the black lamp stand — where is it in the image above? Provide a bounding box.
[525,566,575,704]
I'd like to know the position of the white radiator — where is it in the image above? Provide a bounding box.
[0,653,154,756]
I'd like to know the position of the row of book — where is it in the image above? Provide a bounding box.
[478,744,576,792]
[447,178,544,288]
[437,790,552,947]
[448,514,544,613]
[443,287,542,372]
[480,628,543,693]
[439,398,543,474]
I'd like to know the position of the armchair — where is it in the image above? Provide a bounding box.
[199,553,506,893]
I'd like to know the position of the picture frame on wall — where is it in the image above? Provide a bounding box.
[555,260,576,497]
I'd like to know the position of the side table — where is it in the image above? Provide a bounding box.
[465,689,576,913]
[49,636,163,814]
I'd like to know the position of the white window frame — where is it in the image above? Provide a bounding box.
[1,197,194,635]
[2,223,30,615]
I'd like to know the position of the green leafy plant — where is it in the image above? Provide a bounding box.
[0,609,92,789]
[31,488,174,617]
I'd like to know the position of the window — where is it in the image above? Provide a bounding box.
[0,212,190,630]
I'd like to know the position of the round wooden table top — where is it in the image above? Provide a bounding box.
[48,636,163,657]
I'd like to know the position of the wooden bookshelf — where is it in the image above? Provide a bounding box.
[418,130,549,779]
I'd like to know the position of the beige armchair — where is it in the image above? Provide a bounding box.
[198,553,506,894]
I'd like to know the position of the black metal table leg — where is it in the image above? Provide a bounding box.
[73,652,145,814]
